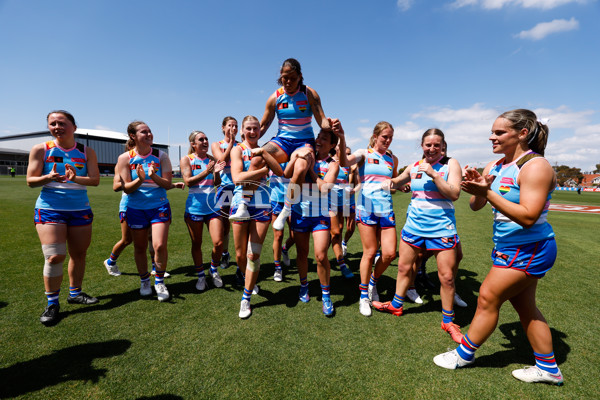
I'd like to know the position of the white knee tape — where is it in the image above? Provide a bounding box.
[246,258,261,273]
[42,243,67,257]
[43,260,64,277]
[247,241,263,256]
[42,243,66,277]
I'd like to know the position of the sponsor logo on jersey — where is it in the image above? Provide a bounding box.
[500,177,514,185]
[277,102,289,110]
[368,158,379,164]
[495,251,509,261]
[71,158,86,163]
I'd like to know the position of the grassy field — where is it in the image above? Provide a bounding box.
[0,176,598,399]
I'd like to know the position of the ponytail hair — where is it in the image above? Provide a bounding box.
[126,121,146,150]
[368,121,394,149]
[499,109,549,155]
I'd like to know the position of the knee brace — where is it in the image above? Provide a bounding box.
[247,241,263,257]
[246,257,261,273]
[42,243,66,277]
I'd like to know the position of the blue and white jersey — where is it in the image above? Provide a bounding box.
[119,193,128,213]
[217,139,238,189]
[35,140,91,211]
[127,148,169,210]
[185,153,217,215]
[489,151,555,246]
[330,164,355,209]
[292,157,334,218]
[269,162,289,204]
[357,149,394,215]
[275,85,314,140]
[231,143,270,208]
[403,157,457,238]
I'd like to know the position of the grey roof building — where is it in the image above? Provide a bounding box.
[0,128,169,175]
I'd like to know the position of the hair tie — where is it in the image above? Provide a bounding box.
[538,118,550,125]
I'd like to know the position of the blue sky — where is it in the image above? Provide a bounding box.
[1,0,598,171]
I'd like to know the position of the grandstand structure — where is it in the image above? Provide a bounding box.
[0,129,168,175]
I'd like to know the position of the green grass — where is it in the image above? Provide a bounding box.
[0,176,598,399]
[551,190,600,206]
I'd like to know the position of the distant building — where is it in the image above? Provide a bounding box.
[0,128,168,175]
[563,178,578,187]
[581,173,600,187]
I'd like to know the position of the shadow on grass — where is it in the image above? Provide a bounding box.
[249,257,361,310]
[0,340,131,399]
[0,301,7,310]
[137,396,183,400]
[475,322,569,368]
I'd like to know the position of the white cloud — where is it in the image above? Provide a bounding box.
[450,0,587,9]
[397,0,414,11]
[532,106,594,129]
[412,103,498,124]
[516,17,579,40]
[344,104,599,171]
[357,126,373,139]
[394,121,424,141]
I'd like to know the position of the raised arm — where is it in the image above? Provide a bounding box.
[211,138,235,163]
[307,87,330,131]
[260,92,277,138]
[331,118,363,167]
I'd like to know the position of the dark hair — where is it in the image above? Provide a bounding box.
[47,110,76,126]
[420,128,447,159]
[499,109,549,155]
[277,58,304,86]
[421,128,445,146]
[222,116,237,127]
[318,129,338,156]
[126,121,147,149]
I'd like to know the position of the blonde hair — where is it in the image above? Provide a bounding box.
[241,115,259,129]
[368,121,394,149]
[188,131,206,154]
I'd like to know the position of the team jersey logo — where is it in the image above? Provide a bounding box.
[277,103,289,110]
[368,158,379,164]
[46,156,63,163]
[499,185,511,195]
